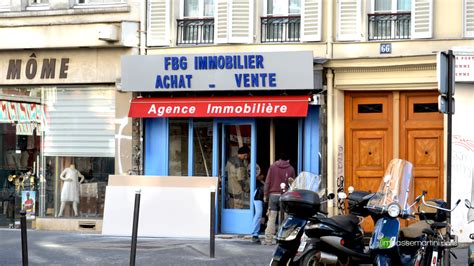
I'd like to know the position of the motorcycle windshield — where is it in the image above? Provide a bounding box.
[289,171,324,197]
[366,159,414,214]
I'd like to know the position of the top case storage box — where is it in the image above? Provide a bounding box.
[280,189,320,218]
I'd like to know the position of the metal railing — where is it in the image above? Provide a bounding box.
[177,18,214,45]
[261,15,300,43]
[368,12,411,40]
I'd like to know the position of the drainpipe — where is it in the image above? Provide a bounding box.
[326,69,335,216]
[140,0,146,56]
[327,0,334,59]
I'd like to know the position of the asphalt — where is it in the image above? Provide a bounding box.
[0,228,470,265]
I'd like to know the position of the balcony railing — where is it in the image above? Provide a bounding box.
[177,18,214,45]
[261,16,300,43]
[368,12,411,40]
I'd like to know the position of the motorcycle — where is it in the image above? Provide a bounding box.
[270,171,376,265]
[295,189,375,265]
[269,171,332,266]
[364,158,460,265]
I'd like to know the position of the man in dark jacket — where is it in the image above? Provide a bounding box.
[225,145,250,209]
[263,153,295,245]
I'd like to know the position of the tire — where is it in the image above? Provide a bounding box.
[270,258,279,266]
[270,258,292,266]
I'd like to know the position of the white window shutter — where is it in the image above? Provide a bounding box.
[228,0,254,43]
[147,0,171,46]
[301,0,322,42]
[464,0,474,37]
[215,0,229,44]
[411,0,433,39]
[336,0,361,41]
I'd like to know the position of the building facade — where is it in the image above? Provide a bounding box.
[109,0,474,238]
[0,0,138,227]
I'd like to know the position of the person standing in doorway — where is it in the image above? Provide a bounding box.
[251,166,265,243]
[225,145,250,209]
[263,153,295,245]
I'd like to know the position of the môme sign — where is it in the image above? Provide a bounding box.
[120,51,314,91]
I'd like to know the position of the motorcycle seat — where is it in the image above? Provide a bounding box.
[400,221,430,238]
[431,222,447,230]
[322,214,360,233]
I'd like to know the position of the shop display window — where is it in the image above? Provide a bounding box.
[193,120,213,176]
[169,119,189,176]
[42,156,114,217]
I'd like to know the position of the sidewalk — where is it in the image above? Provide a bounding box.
[0,229,274,265]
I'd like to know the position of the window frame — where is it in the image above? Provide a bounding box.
[180,0,214,19]
[264,0,301,16]
[372,0,411,13]
[369,0,411,40]
[167,118,214,177]
[75,0,127,8]
[27,0,50,11]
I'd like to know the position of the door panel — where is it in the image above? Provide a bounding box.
[400,92,444,201]
[218,119,256,234]
[345,92,392,231]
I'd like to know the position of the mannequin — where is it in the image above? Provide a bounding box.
[58,164,84,217]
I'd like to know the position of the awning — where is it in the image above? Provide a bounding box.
[129,95,310,118]
[0,101,42,123]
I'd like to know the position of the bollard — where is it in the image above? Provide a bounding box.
[20,210,28,266]
[130,189,141,266]
[210,186,216,258]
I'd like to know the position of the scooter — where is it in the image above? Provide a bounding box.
[269,171,331,266]
[367,159,461,266]
[269,188,334,265]
[295,189,375,265]
[270,185,376,265]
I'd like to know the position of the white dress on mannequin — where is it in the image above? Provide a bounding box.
[58,164,84,217]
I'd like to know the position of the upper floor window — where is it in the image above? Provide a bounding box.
[76,0,125,5]
[262,0,301,43]
[30,0,48,4]
[369,0,411,40]
[177,0,215,45]
[27,0,49,10]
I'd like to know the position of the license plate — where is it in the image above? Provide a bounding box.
[297,234,308,252]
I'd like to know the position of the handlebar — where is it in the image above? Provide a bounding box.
[421,194,460,212]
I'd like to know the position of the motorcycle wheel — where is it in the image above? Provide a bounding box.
[270,258,289,266]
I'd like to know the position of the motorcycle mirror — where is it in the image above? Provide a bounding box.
[338,192,347,200]
[465,199,472,209]
[327,193,335,200]
[348,186,354,194]
[287,177,294,186]
[414,195,422,203]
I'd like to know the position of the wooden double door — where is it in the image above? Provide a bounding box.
[345,91,444,224]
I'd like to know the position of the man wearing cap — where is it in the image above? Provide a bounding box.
[225,145,250,209]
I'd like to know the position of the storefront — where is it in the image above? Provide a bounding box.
[106,51,324,235]
[0,50,119,227]
[451,50,474,243]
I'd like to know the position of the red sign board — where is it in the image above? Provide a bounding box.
[128,96,309,118]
